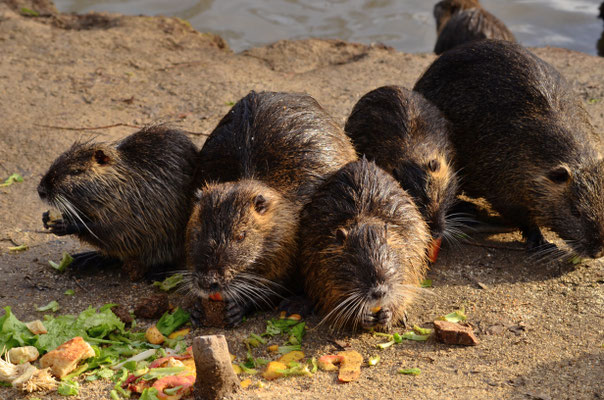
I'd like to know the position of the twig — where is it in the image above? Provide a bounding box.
[464,241,525,252]
[34,123,142,131]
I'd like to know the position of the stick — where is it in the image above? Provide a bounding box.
[34,123,141,131]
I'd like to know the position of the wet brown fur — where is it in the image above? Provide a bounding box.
[38,126,200,279]
[345,85,459,241]
[433,0,515,54]
[414,40,604,258]
[187,91,357,311]
[299,158,430,332]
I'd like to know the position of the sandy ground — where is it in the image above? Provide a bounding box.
[0,1,603,399]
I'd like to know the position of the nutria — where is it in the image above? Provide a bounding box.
[433,0,515,54]
[38,126,200,280]
[345,85,459,261]
[299,158,430,332]
[187,90,357,327]
[414,39,604,259]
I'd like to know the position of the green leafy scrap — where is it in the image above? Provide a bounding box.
[0,307,36,350]
[140,388,161,400]
[156,308,190,336]
[0,173,23,187]
[152,273,183,292]
[49,253,74,273]
[420,279,433,288]
[441,307,467,323]
[37,300,60,313]
[8,244,28,252]
[57,379,79,396]
[398,368,421,376]
[401,331,430,341]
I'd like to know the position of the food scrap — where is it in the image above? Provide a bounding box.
[318,351,363,382]
[152,274,184,292]
[0,173,23,187]
[433,320,479,346]
[398,368,421,376]
[48,252,74,273]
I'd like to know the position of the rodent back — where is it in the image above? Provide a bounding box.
[414,40,595,169]
[199,90,356,200]
[345,85,457,238]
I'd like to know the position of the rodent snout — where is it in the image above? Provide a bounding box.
[37,184,48,200]
[370,287,387,300]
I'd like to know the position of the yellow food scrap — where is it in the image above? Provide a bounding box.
[277,351,304,364]
[168,328,190,339]
[232,364,243,375]
[287,314,302,321]
[370,306,382,313]
[25,321,47,335]
[145,325,165,345]
[262,361,287,380]
[267,345,279,353]
[240,378,252,389]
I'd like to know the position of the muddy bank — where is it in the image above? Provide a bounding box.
[0,1,603,399]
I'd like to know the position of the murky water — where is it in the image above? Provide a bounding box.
[53,0,603,55]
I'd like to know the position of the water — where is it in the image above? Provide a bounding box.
[53,0,603,55]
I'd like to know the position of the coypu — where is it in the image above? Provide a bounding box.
[38,126,200,280]
[345,85,459,262]
[299,158,430,332]
[433,0,515,54]
[414,39,604,259]
[187,90,357,327]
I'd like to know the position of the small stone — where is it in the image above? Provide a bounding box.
[134,293,169,319]
[193,335,239,400]
[433,320,479,346]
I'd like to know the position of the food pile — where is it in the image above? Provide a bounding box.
[0,304,192,399]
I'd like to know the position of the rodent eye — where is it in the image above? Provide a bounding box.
[428,159,440,173]
[70,168,86,176]
[235,232,246,242]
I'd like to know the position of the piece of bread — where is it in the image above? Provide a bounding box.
[8,346,39,364]
[39,337,95,378]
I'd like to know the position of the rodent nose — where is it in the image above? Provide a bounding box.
[37,185,48,200]
[370,287,387,300]
[209,282,220,292]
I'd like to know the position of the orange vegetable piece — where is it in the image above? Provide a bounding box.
[337,351,363,382]
[208,292,223,301]
[152,375,195,400]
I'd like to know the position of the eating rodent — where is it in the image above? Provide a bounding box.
[414,39,604,259]
[37,126,200,280]
[299,158,430,332]
[345,85,459,262]
[187,90,357,327]
[433,0,515,55]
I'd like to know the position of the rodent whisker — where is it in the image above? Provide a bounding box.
[57,194,105,245]
[229,281,275,309]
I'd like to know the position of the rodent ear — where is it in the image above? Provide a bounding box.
[335,228,348,245]
[93,149,111,166]
[546,165,571,184]
[253,194,268,215]
[427,159,440,173]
